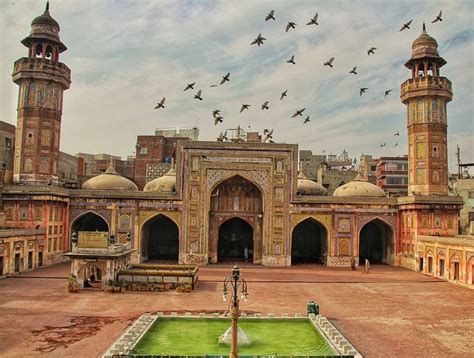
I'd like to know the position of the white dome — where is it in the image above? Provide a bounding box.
[333,174,385,197]
[143,166,176,193]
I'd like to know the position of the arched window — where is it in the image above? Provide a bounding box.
[418,63,425,77]
[427,63,434,76]
[35,44,43,58]
[45,46,53,60]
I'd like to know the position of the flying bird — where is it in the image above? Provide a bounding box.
[184,82,195,91]
[286,22,297,32]
[432,10,442,23]
[385,89,392,97]
[394,142,398,147]
[214,116,223,125]
[261,101,269,110]
[303,115,310,124]
[280,90,288,100]
[367,47,377,55]
[213,109,221,117]
[251,33,266,47]
[220,72,230,85]
[324,57,334,67]
[154,97,165,109]
[194,90,203,101]
[350,67,357,75]
[291,108,306,118]
[217,131,226,142]
[265,10,275,21]
[240,104,251,113]
[399,19,413,31]
[263,129,273,142]
[287,55,296,64]
[379,142,386,147]
[307,13,319,25]
[394,131,399,136]
[360,87,368,96]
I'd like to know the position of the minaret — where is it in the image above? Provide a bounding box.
[12,2,71,185]
[401,23,452,196]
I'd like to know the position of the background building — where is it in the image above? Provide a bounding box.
[375,156,409,196]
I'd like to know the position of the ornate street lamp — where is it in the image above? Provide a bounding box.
[222,266,248,358]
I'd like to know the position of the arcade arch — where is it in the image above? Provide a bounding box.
[358,219,393,264]
[291,218,328,264]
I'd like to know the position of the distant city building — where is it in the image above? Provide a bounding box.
[300,150,356,195]
[155,127,199,141]
[451,177,474,235]
[375,156,409,196]
[359,154,377,184]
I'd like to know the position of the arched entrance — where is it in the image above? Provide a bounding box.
[359,219,393,264]
[291,218,328,264]
[209,175,263,264]
[141,214,179,262]
[71,212,109,233]
[218,218,253,262]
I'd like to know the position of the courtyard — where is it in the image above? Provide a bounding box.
[0,263,473,357]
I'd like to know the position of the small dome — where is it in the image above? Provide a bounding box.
[405,23,446,68]
[31,8,60,30]
[82,166,138,191]
[333,174,385,197]
[296,171,327,196]
[143,166,177,193]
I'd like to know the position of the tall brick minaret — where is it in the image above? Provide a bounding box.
[400,23,452,196]
[12,1,71,185]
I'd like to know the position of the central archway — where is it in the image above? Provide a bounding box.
[291,218,328,264]
[359,219,393,264]
[209,175,263,264]
[141,214,179,262]
[218,218,253,262]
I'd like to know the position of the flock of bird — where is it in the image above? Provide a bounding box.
[154,8,445,147]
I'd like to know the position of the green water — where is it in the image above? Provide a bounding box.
[131,318,336,356]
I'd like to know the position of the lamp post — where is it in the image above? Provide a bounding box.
[222,265,248,358]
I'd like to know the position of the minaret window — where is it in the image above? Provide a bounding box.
[35,44,43,58]
[427,63,434,76]
[45,45,53,60]
[417,63,425,77]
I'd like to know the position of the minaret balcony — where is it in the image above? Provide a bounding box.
[400,76,452,104]
[12,57,71,89]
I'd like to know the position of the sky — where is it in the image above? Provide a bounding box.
[1,0,473,173]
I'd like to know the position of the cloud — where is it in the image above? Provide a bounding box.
[0,0,472,173]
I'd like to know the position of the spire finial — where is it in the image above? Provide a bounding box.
[422,22,426,32]
[44,1,50,14]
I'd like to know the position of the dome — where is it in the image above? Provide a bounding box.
[82,166,138,191]
[405,23,446,68]
[296,171,327,196]
[31,6,60,30]
[333,174,385,197]
[143,166,177,193]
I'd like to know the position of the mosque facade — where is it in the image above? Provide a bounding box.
[1,4,473,286]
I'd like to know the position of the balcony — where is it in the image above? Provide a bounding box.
[400,76,452,103]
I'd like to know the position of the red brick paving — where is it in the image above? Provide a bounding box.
[0,263,473,357]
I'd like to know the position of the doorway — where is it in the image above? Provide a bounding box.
[218,218,253,262]
[14,254,20,273]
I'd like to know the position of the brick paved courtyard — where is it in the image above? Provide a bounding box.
[0,263,473,357]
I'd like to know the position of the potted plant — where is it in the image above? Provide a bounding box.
[67,274,79,293]
[106,279,114,293]
[119,279,127,292]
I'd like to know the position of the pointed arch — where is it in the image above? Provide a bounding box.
[70,211,110,234]
[358,218,394,264]
[141,213,179,262]
[217,217,254,262]
[291,217,328,264]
